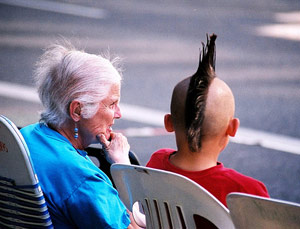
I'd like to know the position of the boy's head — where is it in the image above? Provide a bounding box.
[166,34,239,152]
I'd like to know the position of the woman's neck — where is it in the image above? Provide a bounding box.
[55,124,85,150]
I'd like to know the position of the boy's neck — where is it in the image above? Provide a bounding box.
[169,147,219,172]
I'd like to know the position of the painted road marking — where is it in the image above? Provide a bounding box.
[0,81,39,103]
[255,11,300,41]
[1,81,300,155]
[0,0,107,19]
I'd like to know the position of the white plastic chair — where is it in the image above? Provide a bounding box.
[0,115,53,228]
[111,164,235,229]
[227,192,300,229]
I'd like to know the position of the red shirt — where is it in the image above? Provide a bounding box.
[146,148,269,207]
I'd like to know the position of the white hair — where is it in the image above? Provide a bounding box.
[34,42,122,128]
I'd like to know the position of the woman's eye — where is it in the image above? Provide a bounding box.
[110,103,116,109]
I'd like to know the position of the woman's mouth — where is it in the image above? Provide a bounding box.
[105,126,112,139]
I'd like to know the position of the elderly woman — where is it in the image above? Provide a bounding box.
[21,43,139,228]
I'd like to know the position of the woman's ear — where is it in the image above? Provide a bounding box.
[226,118,240,137]
[164,114,174,132]
[69,100,81,122]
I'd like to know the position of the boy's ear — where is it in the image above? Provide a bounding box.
[164,114,174,132]
[69,100,81,122]
[226,118,240,137]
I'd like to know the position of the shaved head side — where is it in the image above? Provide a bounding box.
[202,78,235,139]
[170,78,190,131]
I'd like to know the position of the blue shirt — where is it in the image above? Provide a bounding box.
[21,123,130,228]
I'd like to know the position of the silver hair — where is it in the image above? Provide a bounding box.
[34,42,122,128]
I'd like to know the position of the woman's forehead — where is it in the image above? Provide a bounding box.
[103,83,121,101]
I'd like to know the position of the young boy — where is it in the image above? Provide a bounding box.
[146,34,269,207]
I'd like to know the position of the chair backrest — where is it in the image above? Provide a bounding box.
[227,192,300,229]
[111,164,235,229]
[0,115,53,228]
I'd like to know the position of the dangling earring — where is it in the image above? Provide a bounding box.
[74,122,78,139]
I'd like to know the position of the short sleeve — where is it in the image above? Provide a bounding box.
[64,175,130,228]
[146,148,175,169]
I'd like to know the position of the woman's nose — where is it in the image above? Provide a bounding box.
[114,104,122,119]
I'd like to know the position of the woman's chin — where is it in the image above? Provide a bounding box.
[105,129,112,140]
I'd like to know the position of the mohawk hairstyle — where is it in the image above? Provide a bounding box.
[185,33,217,152]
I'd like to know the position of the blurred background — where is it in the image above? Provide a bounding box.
[0,0,299,203]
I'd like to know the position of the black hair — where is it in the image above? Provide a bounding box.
[185,33,217,152]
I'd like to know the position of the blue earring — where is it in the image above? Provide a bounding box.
[74,123,78,139]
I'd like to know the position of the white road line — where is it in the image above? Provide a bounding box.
[256,24,300,41]
[275,11,300,23]
[120,104,165,127]
[0,81,39,103]
[0,0,107,19]
[1,81,300,155]
[255,11,300,41]
[232,127,300,156]
[116,127,171,137]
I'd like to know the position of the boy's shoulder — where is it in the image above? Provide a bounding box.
[220,166,269,197]
[154,148,175,155]
[146,148,175,167]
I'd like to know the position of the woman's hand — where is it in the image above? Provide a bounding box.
[98,132,131,164]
